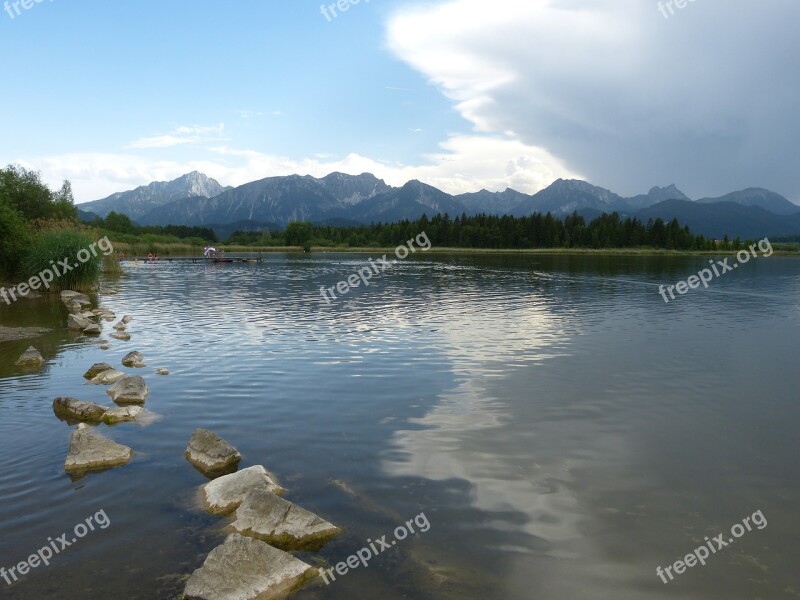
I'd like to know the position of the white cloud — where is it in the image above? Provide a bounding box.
[16,133,579,202]
[386,0,800,199]
[127,123,226,149]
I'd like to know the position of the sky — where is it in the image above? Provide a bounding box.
[0,0,798,204]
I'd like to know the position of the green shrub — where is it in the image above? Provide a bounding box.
[21,230,102,292]
[0,201,28,278]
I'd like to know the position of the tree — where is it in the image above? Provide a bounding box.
[284,221,314,246]
[103,211,135,234]
[0,164,76,222]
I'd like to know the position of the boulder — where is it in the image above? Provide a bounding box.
[53,397,108,423]
[64,423,132,473]
[121,351,144,367]
[230,489,340,550]
[88,369,126,385]
[185,429,241,477]
[111,331,131,341]
[67,301,83,314]
[100,343,110,351]
[122,315,133,324]
[113,322,127,331]
[68,314,93,331]
[83,324,102,335]
[15,346,43,368]
[202,466,286,515]
[182,534,313,600]
[84,363,114,379]
[61,291,91,306]
[155,368,170,375]
[107,376,149,404]
[79,311,96,319]
[102,405,145,425]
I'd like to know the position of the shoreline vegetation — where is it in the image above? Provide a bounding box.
[2,163,799,301]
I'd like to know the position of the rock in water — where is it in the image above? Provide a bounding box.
[121,351,144,367]
[183,534,313,600]
[155,368,170,375]
[67,314,93,331]
[64,423,132,473]
[230,489,340,550]
[83,324,102,335]
[106,376,149,404]
[61,291,91,306]
[15,346,43,368]
[111,331,131,341]
[121,315,133,324]
[84,363,114,380]
[102,406,145,425]
[113,322,126,331]
[202,466,286,515]
[53,397,108,423]
[185,429,241,477]
[88,369,127,385]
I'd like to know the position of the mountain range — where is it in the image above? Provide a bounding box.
[78,172,800,240]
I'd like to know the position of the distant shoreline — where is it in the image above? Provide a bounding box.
[108,243,800,257]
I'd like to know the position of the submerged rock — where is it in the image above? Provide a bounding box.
[84,363,114,379]
[113,322,127,331]
[68,314,93,331]
[121,351,144,367]
[155,368,170,375]
[83,324,102,335]
[100,343,110,350]
[202,466,286,515]
[111,331,131,341]
[15,346,43,368]
[182,534,313,600]
[88,369,126,385]
[107,375,149,404]
[64,423,132,473]
[102,405,145,425]
[185,429,241,477]
[53,397,108,423]
[122,315,133,324]
[0,326,51,344]
[230,489,340,550]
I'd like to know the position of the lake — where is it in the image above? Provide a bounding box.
[0,252,798,599]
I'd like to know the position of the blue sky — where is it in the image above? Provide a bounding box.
[1,0,798,203]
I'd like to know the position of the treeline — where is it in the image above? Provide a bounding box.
[0,165,78,278]
[230,212,748,251]
[96,212,218,243]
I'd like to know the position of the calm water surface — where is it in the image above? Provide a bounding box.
[0,253,798,599]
